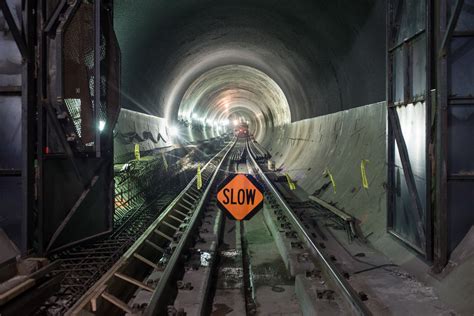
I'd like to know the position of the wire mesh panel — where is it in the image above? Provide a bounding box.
[61,0,118,152]
[63,1,96,148]
[37,0,120,254]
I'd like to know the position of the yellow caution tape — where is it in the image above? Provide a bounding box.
[197,164,203,190]
[361,159,369,189]
[134,144,140,161]
[285,173,296,191]
[162,152,168,171]
[324,168,336,193]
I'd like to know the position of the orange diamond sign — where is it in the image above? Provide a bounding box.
[217,174,264,220]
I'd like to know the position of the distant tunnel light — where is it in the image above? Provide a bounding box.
[169,126,179,137]
[221,119,230,126]
[98,120,106,132]
[233,119,239,126]
[192,113,199,120]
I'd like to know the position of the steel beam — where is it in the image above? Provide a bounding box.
[0,0,29,60]
[94,0,101,157]
[439,0,464,56]
[43,0,67,35]
[388,108,426,248]
[424,0,434,262]
[434,0,449,272]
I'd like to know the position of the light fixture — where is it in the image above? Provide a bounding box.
[169,126,179,137]
[98,120,106,132]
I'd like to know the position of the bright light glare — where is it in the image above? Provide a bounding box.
[221,119,230,126]
[233,119,239,126]
[98,120,106,132]
[192,113,199,120]
[169,126,179,137]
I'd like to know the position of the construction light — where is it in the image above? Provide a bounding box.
[98,120,106,132]
[169,126,179,137]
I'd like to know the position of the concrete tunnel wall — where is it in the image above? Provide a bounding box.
[113,109,226,163]
[261,102,387,242]
[113,102,388,247]
[114,109,172,163]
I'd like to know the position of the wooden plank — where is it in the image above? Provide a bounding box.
[308,195,353,222]
[100,292,133,314]
[113,272,153,292]
[133,253,159,270]
[0,279,35,305]
[162,221,178,230]
[145,239,165,253]
[172,209,188,218]
[154,229,174,243]
[89,284,107,312]
[169,215,184,223]
[144,240,165,253]
[177,203,193,213]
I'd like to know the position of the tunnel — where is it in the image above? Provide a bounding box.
[117,0,385,122]
[1,0,474,315]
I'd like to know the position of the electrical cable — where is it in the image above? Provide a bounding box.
[352,264,399,275]
[324,221,399,275]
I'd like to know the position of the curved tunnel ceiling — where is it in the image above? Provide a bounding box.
[114,0,386,138]
[177,65,291,139]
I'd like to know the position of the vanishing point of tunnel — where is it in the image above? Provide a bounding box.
[0,0,474,315]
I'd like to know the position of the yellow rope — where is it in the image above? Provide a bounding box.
[324,168,336,193]
[134,144,140,161]
[285,173,296,190]
[361,159,369,189]
[197,164,203,190]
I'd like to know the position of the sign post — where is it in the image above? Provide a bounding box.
[217,173,264,220]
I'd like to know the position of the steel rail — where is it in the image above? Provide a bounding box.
[144,139,237,315]
[246,140,372,316]
[68,138,236,315]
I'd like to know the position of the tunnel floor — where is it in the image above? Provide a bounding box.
[8,137,455,315]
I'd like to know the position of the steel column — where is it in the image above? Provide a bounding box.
[94,0,101,157]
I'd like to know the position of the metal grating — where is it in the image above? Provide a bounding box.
[64,98,82,138]
[63,1,108,149]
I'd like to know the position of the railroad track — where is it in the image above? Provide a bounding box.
[170,139,371,315]
[66,137,371,315]
[34,145,226,315]
[246,139,372,315]
[67,139,237,315]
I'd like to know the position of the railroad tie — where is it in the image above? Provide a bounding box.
[133,253,159,270]
[100,291,133,314]
[145,239,165,253]
[114,272,154,292]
